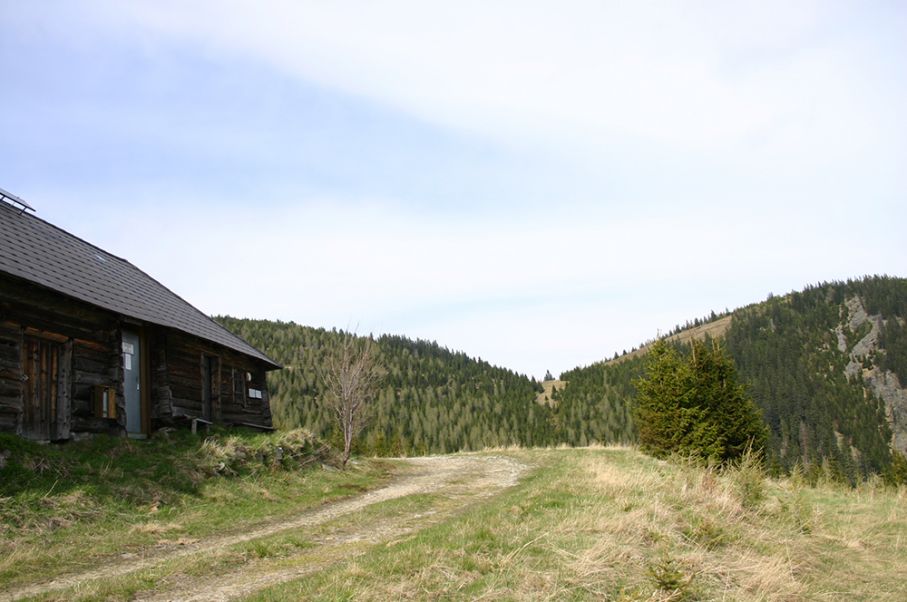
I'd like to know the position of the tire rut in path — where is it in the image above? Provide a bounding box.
[2,454,526,602]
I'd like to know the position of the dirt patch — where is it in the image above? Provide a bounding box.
[536,380,566,407]
[1,454,527,602]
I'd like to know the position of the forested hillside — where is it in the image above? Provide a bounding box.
[216,276,906,481]
[558,276,907,481]
[214,318,556,455]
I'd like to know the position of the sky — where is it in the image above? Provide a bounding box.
[2,1,906,379]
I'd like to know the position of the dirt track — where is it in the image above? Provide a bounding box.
[3,454,526,602]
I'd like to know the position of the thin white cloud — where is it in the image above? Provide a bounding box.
[9,2,906,376]
[80,0,903,161]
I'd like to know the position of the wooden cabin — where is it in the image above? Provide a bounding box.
[0,197,281,441]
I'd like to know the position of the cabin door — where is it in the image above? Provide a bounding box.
[122,331,144,437]
[22,337,70,440]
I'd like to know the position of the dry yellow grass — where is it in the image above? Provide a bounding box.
[608,315,733,366]
[9,443,900,601]
[251,447,907,601]
[536,379,567,406]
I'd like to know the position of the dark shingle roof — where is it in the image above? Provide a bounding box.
[0,202,280,369]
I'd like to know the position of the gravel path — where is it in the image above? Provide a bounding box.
[2,454,527,602]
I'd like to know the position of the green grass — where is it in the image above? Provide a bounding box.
[4,440,905,601]
[0,428,392,591]
[248,447,907,601]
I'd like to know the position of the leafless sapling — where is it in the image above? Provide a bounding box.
[318,333,384,467]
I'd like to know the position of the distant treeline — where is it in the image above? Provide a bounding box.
[215,318,559,455]
[217,275,907,482]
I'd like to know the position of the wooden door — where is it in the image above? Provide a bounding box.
[22,337,70,440]
[202,356,219,421]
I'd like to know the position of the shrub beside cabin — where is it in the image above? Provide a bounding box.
[0,198,280,441]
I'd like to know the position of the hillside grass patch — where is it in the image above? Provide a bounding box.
[250,447,907,601]
[0,428,391,591]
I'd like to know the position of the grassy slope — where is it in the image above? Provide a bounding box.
[252,448,906,601]
[608,315,734,366]
[3,438,904,601]
[535,379,566,406]
[0,430,392,593]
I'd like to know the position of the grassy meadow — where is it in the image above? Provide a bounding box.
[251,447,907,601]
[2,434,905,601]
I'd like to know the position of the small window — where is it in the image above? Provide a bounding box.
[248,388,263,400]
[232,368,246,407]
[94,385,117,419]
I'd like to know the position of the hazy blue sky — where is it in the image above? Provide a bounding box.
[2,1,905,378]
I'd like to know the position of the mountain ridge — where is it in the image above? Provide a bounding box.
[561,275,907,480]
[217,275,907,481]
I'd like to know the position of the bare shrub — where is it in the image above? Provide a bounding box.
[318,334,384,467]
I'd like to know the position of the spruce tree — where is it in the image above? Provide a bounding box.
[634,339,766,462]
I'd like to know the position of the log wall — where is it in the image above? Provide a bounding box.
[0,321,22,433]
[1,273,274,438]
[162,330,272,427]
[0,274,122,437]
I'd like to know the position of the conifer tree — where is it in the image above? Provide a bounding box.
[634,339,766,462]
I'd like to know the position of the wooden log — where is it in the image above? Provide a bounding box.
[56,339,72,439]
[170,397,203,413]
[0,343,19,362]
[73,355,112,375]
[0,394,22,411]
[71,415,120,435]
[0,356,19,371]
[0,275,119,340]
[234,421,275,431]
[73,371,115,386]
[0,380,21,399]
[0,413,18,431]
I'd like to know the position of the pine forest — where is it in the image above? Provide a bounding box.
[217,275,907,483]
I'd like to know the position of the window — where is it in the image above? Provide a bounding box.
[232,368,246,408]
[94,385,117,419]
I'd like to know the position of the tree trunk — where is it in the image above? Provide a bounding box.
[342,425,353,467]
